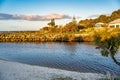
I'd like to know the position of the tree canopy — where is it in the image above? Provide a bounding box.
[94,28,120,66]
[48,18,55,27]
[79,9,120,28]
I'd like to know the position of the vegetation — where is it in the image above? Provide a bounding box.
[0,10,120,42]
[79,9,120,27]
[0,31,91,42]
[0,16,93,42]
[0,9,120,67]
[0,9,119,43]
[94,28,120,66]
[48,18,56,27]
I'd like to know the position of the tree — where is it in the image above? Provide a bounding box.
[62,17,79,33]
[96,15,108,23]
[48,18,55,27]
[94,29,120,66]
[78,9,120,28]
[63,22,76,32]
[79,19,95,27]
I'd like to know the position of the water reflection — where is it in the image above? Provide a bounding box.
[62,42,78,56]
[0,42,120,76]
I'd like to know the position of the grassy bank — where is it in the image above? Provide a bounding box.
[0,28,120,42]
[0,31,93,42]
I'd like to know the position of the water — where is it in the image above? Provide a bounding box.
[0,42,120,76]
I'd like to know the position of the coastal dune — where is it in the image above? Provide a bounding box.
[0,60,105,80]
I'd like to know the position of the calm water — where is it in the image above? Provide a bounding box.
[0,42,120,76]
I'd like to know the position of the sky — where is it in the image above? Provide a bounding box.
[0,0,120,31]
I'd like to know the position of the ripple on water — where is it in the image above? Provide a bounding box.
[0,42,120,76]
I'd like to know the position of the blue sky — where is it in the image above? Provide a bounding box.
[0,0,120,31]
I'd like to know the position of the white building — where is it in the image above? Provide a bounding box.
[109,19,120,28]
[95,22,104,28]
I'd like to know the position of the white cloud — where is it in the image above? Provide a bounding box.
[0,13,72,21]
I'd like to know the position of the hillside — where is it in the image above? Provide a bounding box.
[79,9,120,27]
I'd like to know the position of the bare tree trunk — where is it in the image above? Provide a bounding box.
[109,52,120,66]
[104,47,120,66]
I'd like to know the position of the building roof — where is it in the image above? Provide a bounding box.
[109,19,120,24]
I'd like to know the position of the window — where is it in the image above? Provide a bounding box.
[116,25,120,28]
[110,25,115,28]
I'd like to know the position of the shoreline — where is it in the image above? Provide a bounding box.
[0,59,106,80]
[0,31,94,42]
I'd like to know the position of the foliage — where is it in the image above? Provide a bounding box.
[63,22,78,32]
[62,17,80,32]
[79,9,120,28]
[0,10,120,44]
[78,19,94,27]
[48,18,56,27]
[94,28,120,66]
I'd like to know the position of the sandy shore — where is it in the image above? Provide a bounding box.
[0,60,106,80]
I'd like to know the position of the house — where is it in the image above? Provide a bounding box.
[95,22,104,28]
[109,19,120,28]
